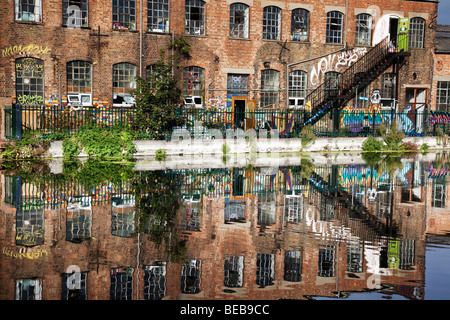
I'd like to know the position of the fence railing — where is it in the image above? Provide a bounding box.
[5,104,450,140]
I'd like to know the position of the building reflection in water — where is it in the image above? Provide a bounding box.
[1,156,449,300]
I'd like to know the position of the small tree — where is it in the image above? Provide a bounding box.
[131,59,183,139]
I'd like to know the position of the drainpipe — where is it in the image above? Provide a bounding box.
[59,74,62,106]
[139,0,143,77]
[171,28,175,77]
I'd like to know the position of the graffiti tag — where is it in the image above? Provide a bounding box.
[2,44,51,57]
[18,94,44,105]
[2,247,50,260]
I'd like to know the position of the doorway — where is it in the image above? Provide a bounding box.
[389,17,399,46]
[233,98,246,129]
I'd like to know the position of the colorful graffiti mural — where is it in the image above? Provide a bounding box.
[429,111,450,126]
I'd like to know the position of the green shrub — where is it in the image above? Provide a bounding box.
[362,137,384,152]
[155,148,166,161]
[300,125,316,149]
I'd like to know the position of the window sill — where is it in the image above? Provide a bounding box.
[289,40,311,44]
[15,20,44,26]
[112,28,139,33]
[146,30,171,35]
[229,37,251,41]
[62,25,91,30]
[262,38,282,42]
[185,34,208,38]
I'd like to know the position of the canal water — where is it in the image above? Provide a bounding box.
[1,152,450,301]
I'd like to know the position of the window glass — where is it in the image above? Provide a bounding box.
[15,58,44,105]
[14,0,42,23]
[185,0,205,35]
[260,69,279,107]
[230,3,249,38]
[291,9,309,41]
[409,17,425,48]
[63,0,88,27]
[355,14,372,46]
[148,0,169,32]
[113,0,136,30]
[326,11,343,44]
[263,6,281,40]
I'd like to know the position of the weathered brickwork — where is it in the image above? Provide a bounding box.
[0,0,438,110]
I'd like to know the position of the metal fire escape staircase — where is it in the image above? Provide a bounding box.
[300,36,410,129]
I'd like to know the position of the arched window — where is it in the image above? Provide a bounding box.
[409,17,425,48]
[326,11,343,44]
[113,63,136,105]
[185,0,206,35]
[291,8,309,41]
[230,3,249,38]
[15,57,44,105]
[263,6,281,40]
[260,69,279,107]
[355,13,372,46]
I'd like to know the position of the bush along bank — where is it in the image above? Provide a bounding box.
[62,126,137,160]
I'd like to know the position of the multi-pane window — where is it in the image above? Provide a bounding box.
[148,0,169,33]
[15,58,44,105]
[224,255,244,287]
[61,272,87,300]
[260,69,279,108]
[355,14,372,46]
[112,0,136,30]
[284,251,302,282]
[14,0,42,22]
[256,253,275,286]
[263,6,281,40]
[183,66,204,96]
[326,11,344,44]
[66,208,92,242]
[289,70,307,98]
[291,9,309,41]
[15,279,42,300]
[110,268,134,300]
[62,0,88,28]
[67,61,92,94]
[185,0,206,35]
[230,3,249,38]
[432,178,447,208]
[409,17,425,48]
[113,63,136,104]
[381,73,396,99]
[181,259,202,294]
[437,81,450,112]
[144,262,167,300]
[318,246,335,277]
[324,71,340,97]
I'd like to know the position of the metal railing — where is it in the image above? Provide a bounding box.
[5,104,449,140]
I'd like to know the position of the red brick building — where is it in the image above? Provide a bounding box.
[0,0,439,122]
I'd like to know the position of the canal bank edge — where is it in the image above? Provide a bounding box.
[47,136,446,158]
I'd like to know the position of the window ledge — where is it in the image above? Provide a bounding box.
[146,30,171,35]
[229,37,251,41]
[111,29,139,33]
[62,25,91,30]
[15,20,44,26]
[262,38,282,42]
[185,34,208,38]
[289,40,311,44]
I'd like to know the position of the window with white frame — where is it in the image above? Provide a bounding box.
[260,69,279,107]
[110,268,134,300]
[185,0,206,35]
[113,63,136,105]
[263,6,281,40]
[112,0,136,30]
[291,8,309,41]
[432,178,446,208]
[148,0,169,33]
[355,13,372,46]
[227,73,248,94]
[437,81,450,112]
[289,70,307,98]
[230,3,249,38]
[183,66,204,97]
[15,279,42,300]
[326,11,343,44]
[63,0,88,28]
[14,0,42,23]
[144,262,167,300]
[15,57,44,105]
[409,17,425,48]
[67,61,92,104]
